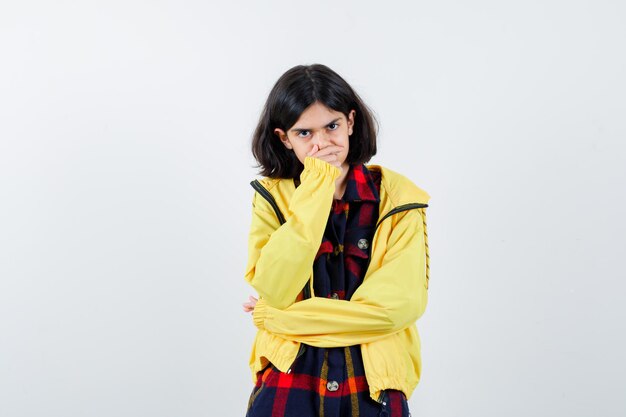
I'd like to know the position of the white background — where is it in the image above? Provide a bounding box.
[1,1,625,416]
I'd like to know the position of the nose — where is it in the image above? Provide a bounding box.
[313,131,331,148]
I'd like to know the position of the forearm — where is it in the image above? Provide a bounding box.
[244,156,341,309]
[252,208,429,347]
[252,297,408,347]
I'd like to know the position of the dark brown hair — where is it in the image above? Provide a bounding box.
[251,64,378,179]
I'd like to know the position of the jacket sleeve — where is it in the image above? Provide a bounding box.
[252,207,429,347]
[244,156,341,310]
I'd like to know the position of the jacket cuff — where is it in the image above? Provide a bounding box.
[301,156,341,182]
[253,298,268,330]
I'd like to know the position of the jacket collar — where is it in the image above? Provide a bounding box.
[364,163,430,208]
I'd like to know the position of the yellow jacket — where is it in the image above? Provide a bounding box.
[244,155,431,402]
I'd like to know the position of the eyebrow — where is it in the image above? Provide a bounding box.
[289,117,342,133]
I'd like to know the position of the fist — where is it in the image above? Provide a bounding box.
[242,295,258,313]
[306,144,344,174]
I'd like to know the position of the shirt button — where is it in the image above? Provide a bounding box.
[331,292,339,300]
[357,238,369,250]
[326,380,339,392]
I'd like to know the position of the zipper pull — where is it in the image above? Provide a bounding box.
[378,390,389,417]
[286,343,305,375]
[377,390,386,404]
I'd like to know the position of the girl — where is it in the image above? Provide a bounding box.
[242,64,430,417]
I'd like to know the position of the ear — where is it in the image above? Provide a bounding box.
[347,109,356,135]
[274,128,293,149]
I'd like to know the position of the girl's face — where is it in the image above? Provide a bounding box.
[274,101,355,169]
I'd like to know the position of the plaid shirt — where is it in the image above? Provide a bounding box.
[246,163,411,417]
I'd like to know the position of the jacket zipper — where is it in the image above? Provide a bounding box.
[375,202,428,229]
[250,180,428,373]
[250,180,286,224]
[363,202,428,274]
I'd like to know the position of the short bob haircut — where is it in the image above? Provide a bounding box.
[251,64,378,179]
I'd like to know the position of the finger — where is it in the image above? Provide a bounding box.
[316,155,340,166]
[315,150,339,157]
[310,152,340,164]
[313,145,344,157]
[307,144,319,156]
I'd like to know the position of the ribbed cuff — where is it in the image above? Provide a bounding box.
[252,298,268,330]
[301,156,341,182]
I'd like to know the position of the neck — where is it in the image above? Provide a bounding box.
[334,162,350,200]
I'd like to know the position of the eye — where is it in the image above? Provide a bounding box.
[297,130,310,138]
[328,123,339,130]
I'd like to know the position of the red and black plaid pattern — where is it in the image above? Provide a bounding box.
[246,163,411,417]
